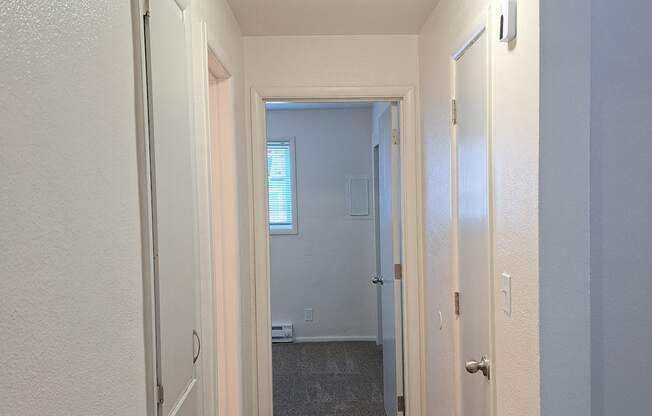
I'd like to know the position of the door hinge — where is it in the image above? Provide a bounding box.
[392,128,400,145]
[394,263,403,280]
[397,395,405,412]
[454,291,461,316]
[156,384,164,405]
[451,99,457,125]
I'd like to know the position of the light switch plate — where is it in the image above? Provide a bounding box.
[501,273,512,316]
[304,308,313,322]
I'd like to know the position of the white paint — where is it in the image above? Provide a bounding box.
[454,25,492,416]
[500,273,511,317]
[419,1,540,416]
[249,85,423,416]
[244,35,419,89]
[267,108,377,341]
[146,1,200,413]
[243,37,421,416]
[0,2,146,415]
[372,102,391,347]
[590,1,652,414]
[188,2,249,416]
[376,104,404,416]
[227,0,441,36]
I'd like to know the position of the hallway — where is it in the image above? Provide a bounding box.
[4,1,652,416]
[273,342,385,416]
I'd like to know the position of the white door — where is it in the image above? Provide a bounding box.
[377,104,404,416]
[455,29,492,416]
[146,1,201,415]
[373,145,383,346]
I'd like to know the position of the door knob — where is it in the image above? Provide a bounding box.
[465,356,490,379]
[371,275,384,285]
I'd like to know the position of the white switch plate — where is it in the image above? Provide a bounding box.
[501,273,512,316]
[304,308,313,322]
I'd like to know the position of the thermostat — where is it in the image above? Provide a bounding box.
[499,0,516,42]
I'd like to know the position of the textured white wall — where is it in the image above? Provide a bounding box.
[243,33,418,406]
[267,108,376,341]
[244,35,419,88]
[419,1,540,415]
[590,1,652,414]
[0,2,146,415]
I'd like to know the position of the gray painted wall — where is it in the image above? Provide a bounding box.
[539,1,592,415]
[541,1,652,415]
[590,1,652,414]
[267,108,377,341]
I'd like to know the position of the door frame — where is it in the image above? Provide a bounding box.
[189,13,245,416]
[450,7,497,416]
[133,0,240,413]
[249,86,425,416]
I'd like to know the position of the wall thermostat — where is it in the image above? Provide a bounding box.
[499,0,516,42]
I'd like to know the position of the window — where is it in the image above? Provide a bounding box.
[267,138,297,234]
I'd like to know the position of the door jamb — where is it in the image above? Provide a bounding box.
[450,7,497,416]
[249,86,425,416]
[190,14,243,416]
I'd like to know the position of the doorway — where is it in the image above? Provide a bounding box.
[266,102,393,415]
[452,16,495,416]
[249,87,424,416]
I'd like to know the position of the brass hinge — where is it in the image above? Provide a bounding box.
[394,263,403,280]
[451,99,457,125]
[392,128,400,145]
[454,291,461,316]
[397,395,405,412]
[156,384,164,405]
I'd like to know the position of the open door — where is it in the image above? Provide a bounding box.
[374,103,405,416]
[145,1,201,414]
[455,27,493,416]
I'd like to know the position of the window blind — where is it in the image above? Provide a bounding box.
[267,141,294,229]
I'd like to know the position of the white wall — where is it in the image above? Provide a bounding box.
[0,3,146,415]
[419,1,540,415]
[244,33,419,403]
[0,1,247,415]
[590,1,652,414]
[267,108,377,341]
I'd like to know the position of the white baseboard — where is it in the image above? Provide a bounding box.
[293,335,377,343]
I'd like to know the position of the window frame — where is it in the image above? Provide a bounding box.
[266,137,298,235]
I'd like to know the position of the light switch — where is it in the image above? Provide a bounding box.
[304,308,313,322]
[501,273,512,316]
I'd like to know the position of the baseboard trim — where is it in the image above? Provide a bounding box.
[293,336,377,343]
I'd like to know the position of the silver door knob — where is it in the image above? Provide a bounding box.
[371,275,384,285]
[465,356,490,379]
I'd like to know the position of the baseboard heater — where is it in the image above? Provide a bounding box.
[271,323,293,343]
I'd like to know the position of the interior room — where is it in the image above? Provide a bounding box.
[4,1,652,416]
[266,101,400,416]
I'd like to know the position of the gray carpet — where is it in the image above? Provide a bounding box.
[272,341,387,416]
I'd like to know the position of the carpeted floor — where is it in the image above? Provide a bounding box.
[272,341,387,416]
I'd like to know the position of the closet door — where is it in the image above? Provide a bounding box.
[145,0,200,414]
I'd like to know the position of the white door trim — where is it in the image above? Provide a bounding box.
[190,14,244,416]
[249,86,425,416]
[450,7,497,416]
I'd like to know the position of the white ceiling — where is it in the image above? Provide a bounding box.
[226,0,440,36]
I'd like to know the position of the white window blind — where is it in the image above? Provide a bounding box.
[267,139,296,234]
